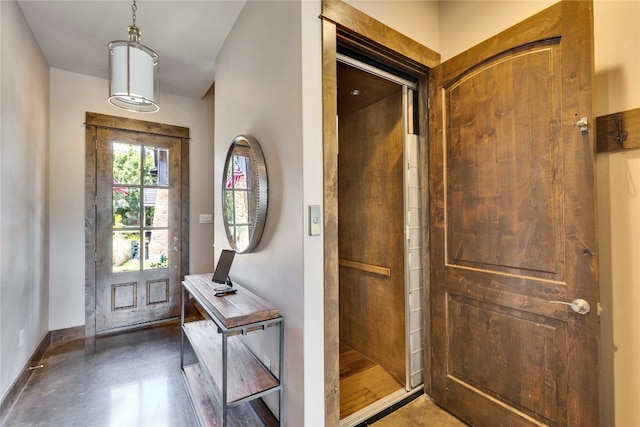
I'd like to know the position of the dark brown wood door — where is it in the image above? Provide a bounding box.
[428,2,599,426]
[95,128,182,332]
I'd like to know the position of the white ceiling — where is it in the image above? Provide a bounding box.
[17,0,247,99]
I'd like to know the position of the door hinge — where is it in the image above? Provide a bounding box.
[94,251,97,262]
[427,97,431,109]
[597,302,603,317]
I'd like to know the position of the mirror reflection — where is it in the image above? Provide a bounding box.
[222,135,267,253]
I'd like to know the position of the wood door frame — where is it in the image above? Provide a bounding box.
[321,1,439,423]
[84,112,190,337]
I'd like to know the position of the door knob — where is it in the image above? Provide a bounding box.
[549,299,590,315]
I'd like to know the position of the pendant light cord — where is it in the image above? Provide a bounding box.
[131,0,137,27]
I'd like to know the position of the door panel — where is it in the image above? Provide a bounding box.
[447,41,562,276]
[429,2,598,426]
[96,128,182,332]
[447,294,568,422]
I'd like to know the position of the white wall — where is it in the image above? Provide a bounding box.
[214,1,325,425]
[439,0,554,61]
[0,0,50,401]
[345,0,440,53]
[300,1,325,425]
[594,1,640,115]
[48,68,214,331]
[593,2,640,426]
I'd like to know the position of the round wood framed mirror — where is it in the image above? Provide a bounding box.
[221,135,268,253]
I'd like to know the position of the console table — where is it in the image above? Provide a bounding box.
[181,273,283,426]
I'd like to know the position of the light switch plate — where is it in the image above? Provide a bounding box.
[309,205,321,236]
[199,214,213,224]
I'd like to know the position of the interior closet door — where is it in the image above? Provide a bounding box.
[428,2,599,425]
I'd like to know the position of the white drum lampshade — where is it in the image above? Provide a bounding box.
[108,2,159,113]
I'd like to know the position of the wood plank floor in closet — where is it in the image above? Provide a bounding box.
[339,342,404,419]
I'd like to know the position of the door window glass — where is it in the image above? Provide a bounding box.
[111,142,171,271]
[112,231,141,272]
[144,146,169,186]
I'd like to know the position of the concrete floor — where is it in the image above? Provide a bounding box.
[4,323,197,427]
[5,322,465,427]
[371,395,467,427]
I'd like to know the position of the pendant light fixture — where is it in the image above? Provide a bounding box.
[108,0,159,113]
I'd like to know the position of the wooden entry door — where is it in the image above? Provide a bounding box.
[428,2,599,426]
[94,126,183,333]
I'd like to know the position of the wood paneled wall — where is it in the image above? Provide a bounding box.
[338,91,406,383]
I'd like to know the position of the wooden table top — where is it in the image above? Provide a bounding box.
[183,273,280,328]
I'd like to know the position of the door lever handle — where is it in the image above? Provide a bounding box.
[549,299,590,315]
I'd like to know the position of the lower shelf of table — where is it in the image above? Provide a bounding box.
[182,320,280,403]
[182,364,278,427]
